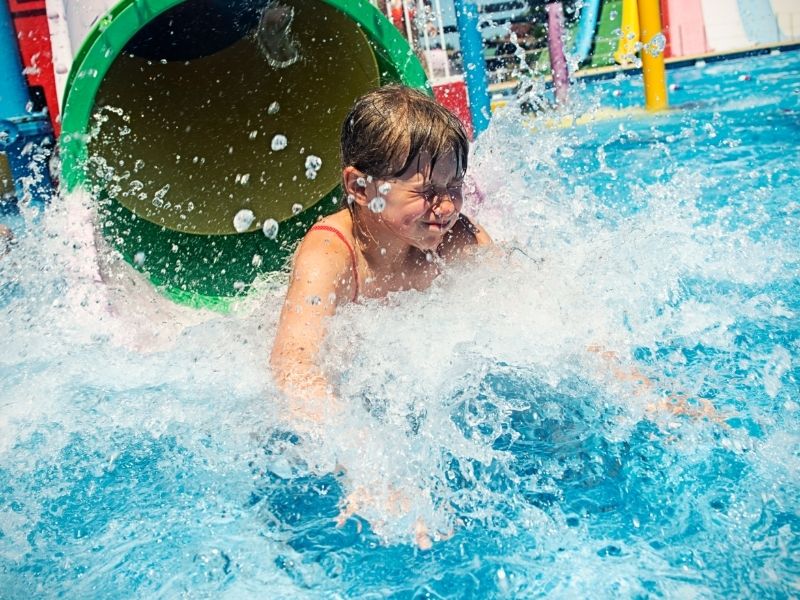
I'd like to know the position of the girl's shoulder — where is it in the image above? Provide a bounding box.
[440,214,492,257]
[294,210,359,301]
[300,210,356,254]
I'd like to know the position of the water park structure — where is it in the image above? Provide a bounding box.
[1,0,798,306]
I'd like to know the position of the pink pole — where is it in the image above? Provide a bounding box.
[546,2,569,105]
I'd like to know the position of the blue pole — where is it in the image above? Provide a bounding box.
[453,0,491,136]
[572,0,602,65]
[0,1,29,121]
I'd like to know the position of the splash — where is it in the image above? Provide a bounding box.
[1,51,799,597]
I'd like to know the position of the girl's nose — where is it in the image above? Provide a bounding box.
[432,192,457,217]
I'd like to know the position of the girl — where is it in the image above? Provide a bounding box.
[270,85,491,418]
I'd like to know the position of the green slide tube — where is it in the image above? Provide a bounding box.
[59,0,428,310]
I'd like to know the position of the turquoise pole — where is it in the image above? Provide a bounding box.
[0,1,29,121]
[453,0,490,135]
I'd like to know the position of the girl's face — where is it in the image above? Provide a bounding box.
[367,151,464,252]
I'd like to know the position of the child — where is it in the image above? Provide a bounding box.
[270,85,491,416]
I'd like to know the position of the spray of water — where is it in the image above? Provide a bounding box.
[2,54,799,596]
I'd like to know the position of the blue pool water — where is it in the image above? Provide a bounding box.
[1,50,799,597]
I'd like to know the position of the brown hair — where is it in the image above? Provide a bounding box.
[340,85,469,181]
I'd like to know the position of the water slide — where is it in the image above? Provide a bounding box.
[737,0,784,44]
[771,0,800,39]
[663,0,707,56]
[700,0,750,51]
[589,0,623,68]
[56,0,427,307]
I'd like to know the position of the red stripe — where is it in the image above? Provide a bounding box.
[308,224,359,301]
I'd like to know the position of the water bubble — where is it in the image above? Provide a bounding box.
[497,568,509,593]
[305,155,322,171]
[368,197,385,213]
[378,182,391,195]
[306,295,321,306]
[305,168,317,180]
[151,184,170,208]
[133,251,146,267]
[233,281,246,292]
[356,176,367,187]
[346,194,355,205]
[425,252,433,262]
[644,33,666,56]
[291,203,303,215]
[271,134,288,151]
[233,209,255,232]
[249,130,259,140]
[262,218,279,239]
[268,101,280,114]
[134,159,145,171]
[251,254,263,267]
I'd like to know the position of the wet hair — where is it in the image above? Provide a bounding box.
[340,85,469,182]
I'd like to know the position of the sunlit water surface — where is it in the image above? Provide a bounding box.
[1,51,799,598]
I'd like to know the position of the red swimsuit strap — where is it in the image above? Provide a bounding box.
[307,224,360,301]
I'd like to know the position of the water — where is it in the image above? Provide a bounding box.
[1,50,799,597]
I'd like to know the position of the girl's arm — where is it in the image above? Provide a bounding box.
[270,231,355,428]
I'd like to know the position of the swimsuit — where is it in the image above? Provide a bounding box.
[307,224,360,301]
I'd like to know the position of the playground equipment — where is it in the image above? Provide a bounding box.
[638,0,667,111]
[56,0,427,307]
[452,0,491,135]
[0,0,54,211]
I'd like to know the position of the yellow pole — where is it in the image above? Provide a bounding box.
[637,0,668,111]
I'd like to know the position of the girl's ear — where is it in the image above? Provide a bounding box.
[342,166,370,207]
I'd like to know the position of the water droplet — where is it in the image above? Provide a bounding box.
[268,101,280,114]
[306,295,321,305]
[251,254,263,267]
[233,281,246,291]
[346,194,355,205]
[356,176,367,187]
[262,218,279,239]
[134,159,145,171]
[271,134,288,151]
[133,251,146,267]
[368,197,385,213]
[378,182,391,195]
[249,130,259,140]
[304,155,322,171]
[291,203,303,215]
[305,168,317,180]
[425,252,433,262]
[233,209,255,232]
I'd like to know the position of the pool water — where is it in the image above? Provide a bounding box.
[1,50,799,597]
